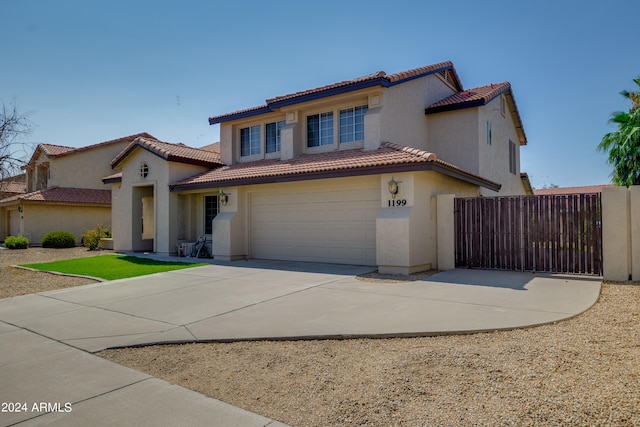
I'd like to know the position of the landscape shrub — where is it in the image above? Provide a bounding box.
[83,224,111,250]
[42,230,77,248]
[4,236,29,249]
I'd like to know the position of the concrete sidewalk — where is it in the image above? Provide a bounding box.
[0,258,602,426]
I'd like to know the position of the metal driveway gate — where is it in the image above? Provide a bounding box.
[454,194,602,275]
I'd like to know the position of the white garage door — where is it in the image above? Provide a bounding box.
[251,183,380,265]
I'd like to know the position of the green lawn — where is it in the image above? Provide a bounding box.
[22,255,206,280]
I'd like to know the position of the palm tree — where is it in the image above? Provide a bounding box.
[598,77,640,186]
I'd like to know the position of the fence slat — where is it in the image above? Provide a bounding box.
[454,193,602,275]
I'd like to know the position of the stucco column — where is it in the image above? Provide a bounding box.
[436,194,455,270]
[211,187,247,261]
[376,173,431,275]
[602,186,630,281]
[630,186,640,280]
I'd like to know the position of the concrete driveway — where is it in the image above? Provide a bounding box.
[0,258,601,426]
[0,258,602,352]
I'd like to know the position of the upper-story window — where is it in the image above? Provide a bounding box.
[509,140,517,174]
[307,112,334,147]
[486,121,492,145]
[340,105,367,143]
[140,162,149,180]
[240,125,261,157]
[266,120,285,153]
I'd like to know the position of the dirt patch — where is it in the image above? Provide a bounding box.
[100,283,640,427]
[0,247,102,299]
[356,269,439,283]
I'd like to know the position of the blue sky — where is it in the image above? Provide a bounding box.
[3,0,639,188]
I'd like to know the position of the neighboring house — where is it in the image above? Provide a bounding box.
[0,133,154,245]
[106,60,531,274]
[533,184,613,196]
[0,173,26,199]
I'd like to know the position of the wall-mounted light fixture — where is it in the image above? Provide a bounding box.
[388,177,401,199]
[219,190,229,206]
[18,206,23,213]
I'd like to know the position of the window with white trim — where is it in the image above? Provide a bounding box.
[339,105,367,143]
[307,112,334,147]
[240,125,261,156]
[266,120,285,153]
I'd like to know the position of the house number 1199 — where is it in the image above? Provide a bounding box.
[388,199,407,207]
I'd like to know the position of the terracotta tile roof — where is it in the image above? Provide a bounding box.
[425,82,528,145]
[425,82,511,113]
[170,142,500,192]
[111,136,224,168]
[38,143,76,157]
[0,180,26,195]
[199,142,220,153]
[533,184,613,195]
[209,61,462,124]
[27,133,157,167]
[0,187,111,206]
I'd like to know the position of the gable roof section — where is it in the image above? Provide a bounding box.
[37,143,76,157]
[0,187,111,206]
[26,132,156,167]
[0,180,26,195]
[425,82,527,145]
[208,61,462,124]
[170,142,500,192]
[111,136,224,169]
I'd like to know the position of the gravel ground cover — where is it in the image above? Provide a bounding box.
[2,248,639,426]
[100,283,640,426]
[0,247,100,299]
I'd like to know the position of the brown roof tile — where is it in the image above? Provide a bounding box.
[0,181,26,195]
[209,61,462,124]
[38,144,76,157]
[111,136,224,168]
[170,142,499,191]
[425,82,511,113]
[0,187,111,206]
[28,133,157,167]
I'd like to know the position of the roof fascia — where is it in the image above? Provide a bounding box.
[111,144,163,169]
[209,64,458,125]
[102,176,122,184]
[170,160,500,193]
[424,86,511,115]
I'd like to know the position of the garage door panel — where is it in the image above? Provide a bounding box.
[251,185,379,265]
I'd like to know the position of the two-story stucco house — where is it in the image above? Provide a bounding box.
[107,60,530,274]
[0,133,154,245]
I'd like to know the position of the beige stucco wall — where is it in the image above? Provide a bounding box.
[379,74,456,151]
[19,204,110,245]
[32,141,131,190]
[376,171,478,274]
[218,73,457,166]
[477,96,524,196]
[426,108,479,174]
[436,194,456,270]
[602,186,630,281]
[110,147,208,253]
[211,186,246,261]
[426,95,525,196]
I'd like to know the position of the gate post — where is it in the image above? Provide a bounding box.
[602,186,631,281]
[437,194,455,270]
